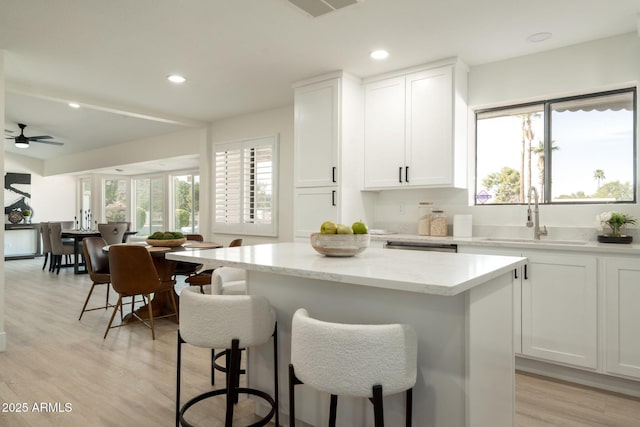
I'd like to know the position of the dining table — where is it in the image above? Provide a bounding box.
[104,241,223,323]
[61,229,138,274]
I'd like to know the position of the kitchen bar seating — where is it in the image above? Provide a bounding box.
[176,287,279,427]
[289,308,417,427]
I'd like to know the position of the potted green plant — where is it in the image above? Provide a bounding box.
[597,211,636,243]
[22,209,32,223]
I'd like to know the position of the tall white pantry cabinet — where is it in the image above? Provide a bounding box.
[293,72,369,238]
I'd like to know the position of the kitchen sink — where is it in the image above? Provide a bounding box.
[483,237,588,245]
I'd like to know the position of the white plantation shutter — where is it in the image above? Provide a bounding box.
[213,135,278,236]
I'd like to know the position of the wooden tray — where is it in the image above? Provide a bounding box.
[146,237,186,247]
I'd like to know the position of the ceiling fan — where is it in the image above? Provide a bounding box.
[4,123,64,148]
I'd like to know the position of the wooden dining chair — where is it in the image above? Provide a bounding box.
[105,245,178,340]
[185,238,243,293]
[185,234,204,242]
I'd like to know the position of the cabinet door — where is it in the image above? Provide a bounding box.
[294,79,339,187]
[458,245,522,354]
[521,252,597,368]
[294,187,338,238]
[363,76,406,188]
[405,66,454,186]
[605,258,640,379]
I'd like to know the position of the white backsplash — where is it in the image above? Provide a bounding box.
[370,187,640,241]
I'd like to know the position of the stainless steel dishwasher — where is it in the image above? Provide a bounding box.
[384,240,458,253]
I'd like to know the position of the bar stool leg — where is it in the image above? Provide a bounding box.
[406,388,413,427]
[372,384,384,427]
[176,332,184,427]
[329,394,338,427]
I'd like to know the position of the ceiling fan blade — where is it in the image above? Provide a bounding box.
[33,140,64,146]
[28,135,53,140]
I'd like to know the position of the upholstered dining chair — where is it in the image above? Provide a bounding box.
[79,237,114,320]
[48,222,76,274]
[105,245,178,340]
[107,221,132,242]
[40,222,52,271]
[98,223,129,245]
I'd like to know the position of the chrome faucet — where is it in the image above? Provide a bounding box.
[526,187,548,240]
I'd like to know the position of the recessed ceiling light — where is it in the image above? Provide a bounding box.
[526,32,552,43]
[167,74,186,84]
[370,49,389,60]
[68,102,80,108]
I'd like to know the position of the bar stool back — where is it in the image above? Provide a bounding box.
[289,308,417,427]
[176,287,279,427]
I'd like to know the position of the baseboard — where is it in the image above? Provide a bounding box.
[516,356,640,398]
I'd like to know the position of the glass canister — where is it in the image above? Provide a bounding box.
[430,209,448,236]
[418,202,432,236]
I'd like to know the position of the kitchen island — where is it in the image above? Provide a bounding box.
[168,242,526,427]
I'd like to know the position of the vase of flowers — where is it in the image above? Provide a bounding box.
[597,212,636,243]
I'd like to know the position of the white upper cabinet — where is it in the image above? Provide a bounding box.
[294,78,339,188]
[363,76,406,188]
[363,59,468,189]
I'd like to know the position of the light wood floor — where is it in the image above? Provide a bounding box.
[1,258,639,426]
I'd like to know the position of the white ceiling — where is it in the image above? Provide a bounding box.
[1,0,639,171]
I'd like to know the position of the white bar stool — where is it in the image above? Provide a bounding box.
[289,308,417,427]
[176,287,279,427]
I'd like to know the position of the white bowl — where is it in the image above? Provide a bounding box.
[310,233,370,257]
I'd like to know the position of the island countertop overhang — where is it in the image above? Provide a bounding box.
[167,242,526,296]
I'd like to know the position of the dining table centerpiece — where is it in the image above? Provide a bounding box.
[146,231,187,247]
[597,211,636,243]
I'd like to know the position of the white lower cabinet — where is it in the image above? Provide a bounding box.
[457,246,522,354]
[605,257,640,379]
[459,246,598,368]
[522,252,598,369]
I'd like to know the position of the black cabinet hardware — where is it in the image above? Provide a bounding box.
[331,190,336,206]
[332,167,336,183]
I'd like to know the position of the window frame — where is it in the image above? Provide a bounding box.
[474,87,637,206]
[212,134,279,237]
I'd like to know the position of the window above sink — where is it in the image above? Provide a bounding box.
[475,88,636,206]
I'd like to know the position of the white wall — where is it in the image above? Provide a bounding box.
[204,105,294,245]
[373,33,640,237]
[5,153,76,223]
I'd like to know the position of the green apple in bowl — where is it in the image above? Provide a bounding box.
[320,221,338,234]
[337,224,354,234]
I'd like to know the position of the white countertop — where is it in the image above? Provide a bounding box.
[373,233,640,255]
[166,242,526,296]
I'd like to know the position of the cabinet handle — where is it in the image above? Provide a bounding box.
[332,167,336,183]
[399,167,403,183]
[405,166,409,183]
[524,264,528,280]
[514,268,518,279]
[331,190,336,206]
